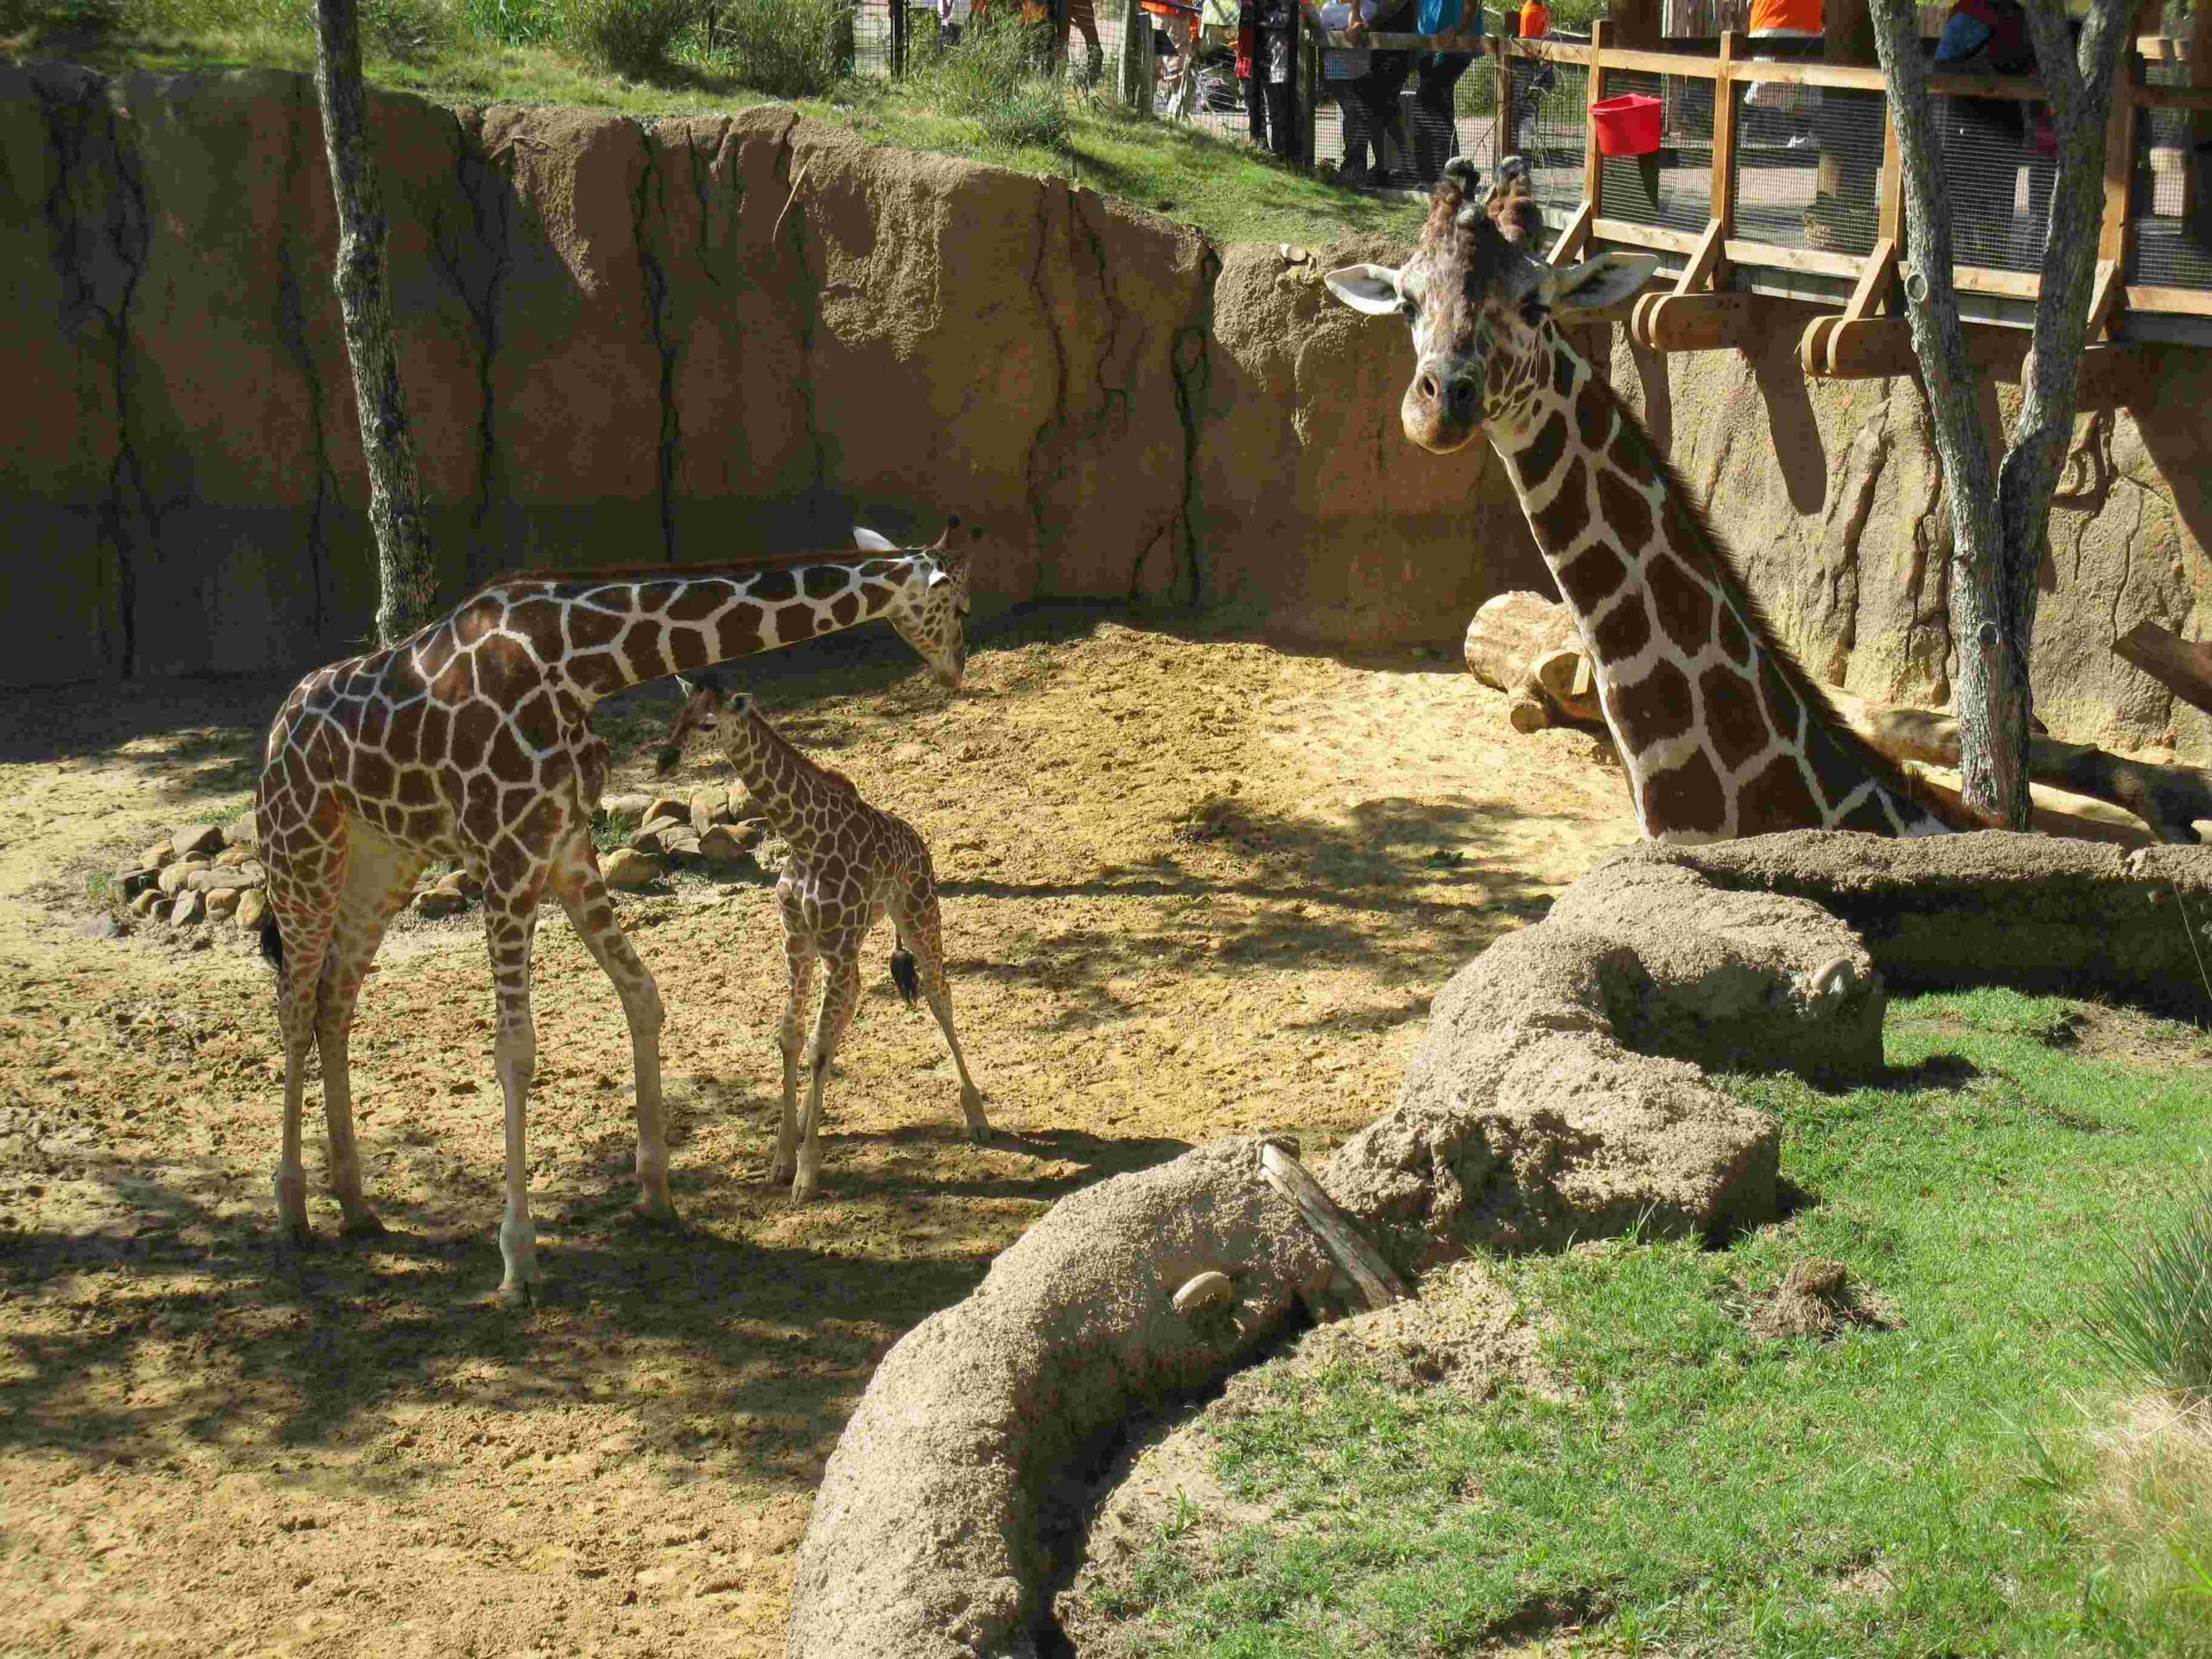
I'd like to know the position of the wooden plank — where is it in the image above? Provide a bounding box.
[1709,29,1741,264]
[1799,313,1842,375]
[1723,237,1866,276]
[1584,21,1610,219]
[2086,257,2124,340]
[1641,290,1758,349]
[1630,289,1669,347]
[2125,283,2212,316]
[1878,105,1904,248]
[1945,264,2044,298]
[1594,43,1723,77]
[2101,17,2144,264]
[1674,217,1727,293]
[2134,84,2212,111]
[2114,620,2212,719]
[1596,215,1707,252]
[1497,19,1518,156]
[1840,234,1897,327]
[1501,37,1594,64]
[1811,317,2035,379]
[1258,1141,1408,1316]
[1549,199,1596,264]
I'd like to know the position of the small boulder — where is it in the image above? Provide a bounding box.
[205,888,241,921]
[234,888,270,931]
[660,828,703,861]
[76,913,124,941]
[1171,1271,1234,1316]
[728,818,766,850]
[116,866,162,899]
[601,792,653,821]
[170,824,226,859]
[632,815,688,855]
[130,888,164,918]
[644,796,691,829]
[416,886,465,919]
[192,865,263,893]
[213,844,252,868]
[142,840,176,870]
[169,890,206,927]
[157,861,204,898]
[690,788,733,828]
[602,849,662,890]
[697,824,753,868]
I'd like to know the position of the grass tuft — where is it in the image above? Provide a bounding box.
[2087,1192,2212,1402]
[562,0,693,77]
[910,11,1065,151]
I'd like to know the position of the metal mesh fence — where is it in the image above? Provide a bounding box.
[851,0,901,75]
[1936,86,2053,272]
[1498,54,1586,210]
[2129,71,2212,290]
[1596,68,1710,234]
[1729,82,1882,255]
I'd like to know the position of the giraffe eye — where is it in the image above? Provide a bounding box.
[1520,294,1547,326]
[1397,295,1419,320]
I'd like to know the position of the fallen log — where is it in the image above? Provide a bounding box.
[1465,592,1601,731]
[1826,689,2212,846]
[2113,620,2212,721]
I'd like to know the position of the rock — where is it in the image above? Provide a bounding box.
[660,828,703,860]
[234,888,270,931]
[116,866,162,899]
[169,824,226,859]
[728,817,766,849]
[632,815,687,855]
[1171,1271,1233,1317]
[696,823,753,867]
[416,886,465,918]
[205,888,240,920]
[130,888,163,918]
[433,868,479,899]
[691,787,733,828]
[76,913,124,940]
[601,792,653,821]
[156,860,205,898]
[227,821,258,854]
[169,891,206,927]
[602,849,662,890]
[190,864,263,893]
[213,843,251,868]
[142,840,176,870]
[645,797,691,829]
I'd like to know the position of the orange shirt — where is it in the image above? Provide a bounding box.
[1748,0,1821,32]
[1517,0,1547,35]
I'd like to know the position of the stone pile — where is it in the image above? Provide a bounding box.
[595,787,769,892]
[114,823,269,935]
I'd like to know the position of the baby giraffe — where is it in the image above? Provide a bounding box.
[656,668,988,1199]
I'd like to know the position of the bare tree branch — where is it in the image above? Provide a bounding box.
[312,0,439,648]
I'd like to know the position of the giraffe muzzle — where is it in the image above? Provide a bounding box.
[1402,359,1483,454]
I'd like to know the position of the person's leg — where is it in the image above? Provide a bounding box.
[1335,80,1370,175]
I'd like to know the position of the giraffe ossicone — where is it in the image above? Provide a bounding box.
[254,521,977,1300]
[1325,164,1961,845]
[657,674,988,1203]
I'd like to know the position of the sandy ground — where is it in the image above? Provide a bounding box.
[0,607,1635,1659]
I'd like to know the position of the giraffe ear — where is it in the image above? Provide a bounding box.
[1324,264,1406,317]
[1543,253,1662,321]
[925,565,951,588]
[853,526,899,552]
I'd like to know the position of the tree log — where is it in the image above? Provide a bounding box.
[1464,591,1579,692]
[1259,1139,1408,1320]
[1532,645,1600,723]
[2113,620,2212,721]
[1827,688,2212,844]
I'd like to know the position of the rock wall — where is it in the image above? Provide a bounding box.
[5,60,2211,765]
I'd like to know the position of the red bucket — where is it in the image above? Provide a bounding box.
[1592,92,1662,157]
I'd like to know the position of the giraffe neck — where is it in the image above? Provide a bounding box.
[1493,335,1951,842]
[420,556,926,705]
[716,709,853,855]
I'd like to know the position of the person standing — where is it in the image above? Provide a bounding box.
[1743,0,1822,147]
[1345,0,1416,183]
[1313,0,1376,181]
[1409,0,1479,181]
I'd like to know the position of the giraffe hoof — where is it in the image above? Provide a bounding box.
[497,1281,537,1308]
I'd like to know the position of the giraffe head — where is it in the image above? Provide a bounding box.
[656,667,751,772]
[1323,159,1657,454]
[871,518,980,691]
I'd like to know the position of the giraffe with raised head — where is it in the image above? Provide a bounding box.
[655,670,987,1202]
[254,520,979,1300]
[1325,158,1965,843]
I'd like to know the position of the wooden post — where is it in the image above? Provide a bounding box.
[1497,16,1519,161]
[1711,27,1742,284]
[1585,17,1611,217]
[2098,0,2155,266]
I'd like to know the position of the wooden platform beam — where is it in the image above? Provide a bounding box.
[1633,290,1759,351]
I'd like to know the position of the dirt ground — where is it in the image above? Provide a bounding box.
[0,607,1636,1659]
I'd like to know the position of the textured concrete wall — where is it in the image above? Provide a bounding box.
[5,61,2209,766]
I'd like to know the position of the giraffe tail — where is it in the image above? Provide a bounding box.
[257,915,284,971]
[889,946,919,1007]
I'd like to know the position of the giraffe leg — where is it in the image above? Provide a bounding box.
[791,951,860,1205]
[268,814,345,1248]
[899,886,988,1143]
[550,842,673,1224]
[314,826,426,1237]
[772,899,815,1192]
[480,876,547,1303]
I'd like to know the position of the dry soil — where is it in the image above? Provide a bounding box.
[0,608,1634,1658]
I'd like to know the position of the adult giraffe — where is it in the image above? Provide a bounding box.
[255,522,977,1300]
[1326,160,1964,843]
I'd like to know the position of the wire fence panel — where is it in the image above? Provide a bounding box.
[1936,86,2052,273]
[852,0,902,76]
[2131,70,2212,290]
[1595,68,1709,235]
[1728,82,1882,255]
[1501,54,1586,217]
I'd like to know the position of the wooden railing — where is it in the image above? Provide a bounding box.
[1299,14,2212,373]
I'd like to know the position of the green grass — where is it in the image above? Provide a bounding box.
[1,0,1430,246]
[1084,987,2212,1657]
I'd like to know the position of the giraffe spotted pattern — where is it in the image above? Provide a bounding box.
[657,672,988,1202]
[255,523,977,1300]
[1324,160,1958,846]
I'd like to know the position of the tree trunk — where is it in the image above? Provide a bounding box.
[313,0,438,649]
[1868,0,2131,830]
